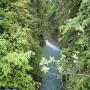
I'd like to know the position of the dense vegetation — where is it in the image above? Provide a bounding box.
[0,0,41,90]
[0,0,90,90]
[59,0,90,90]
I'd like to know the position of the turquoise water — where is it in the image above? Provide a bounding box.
[40,40,63,90]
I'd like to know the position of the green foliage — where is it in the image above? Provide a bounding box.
[0,0,90,89]
[40,57,60,74]
[59,0,90,89]
[0,0,42,89]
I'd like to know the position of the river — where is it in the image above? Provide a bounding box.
[40,38,63,90]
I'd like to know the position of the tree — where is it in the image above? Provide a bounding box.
[0,0,41,89]
[58,0,90,89]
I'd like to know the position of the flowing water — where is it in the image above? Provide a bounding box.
[40,39,63,90]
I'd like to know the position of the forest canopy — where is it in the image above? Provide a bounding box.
[0,0,90,90]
